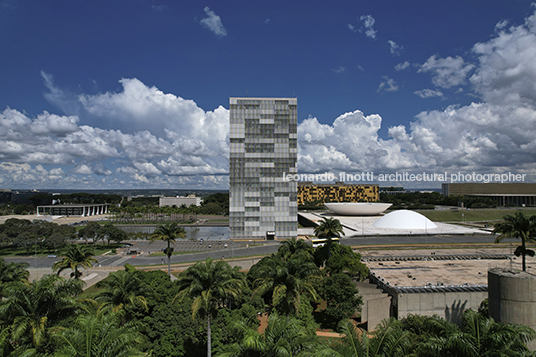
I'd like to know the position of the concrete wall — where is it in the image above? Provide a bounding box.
[356,281,392,331]
[394,290,487,325]
[489,268,536,350]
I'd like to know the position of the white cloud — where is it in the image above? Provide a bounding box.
[360,15,377,39]
[414,89,444,98]
[200,7,227,37]
[347,23,357,33]
[377,76,398,93]
[332,66,345,73]
[296,10,536,179]
[388,40,403,55]
[418,55,475,88]
[395,61,411,71]
[471,11,536,106]
[4,9,536,188]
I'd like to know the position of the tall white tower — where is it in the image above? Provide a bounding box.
[229,97,298,240]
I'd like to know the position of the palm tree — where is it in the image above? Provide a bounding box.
[332,318,413,357]
[220,313,324,357]
[415,309,536,356]
[150,222,186,276]
[96,270,148,314]
[53,308,147,357]
[250,254,320,316]
[174,258,245,357]
[0,258,29,298]
[0,274,83,352]
[493,211,536,271]
[314,217,345,261]
[53,244,98,279]
[278,237,314,261]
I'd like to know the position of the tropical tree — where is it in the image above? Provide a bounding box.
[96,270,148,314]
[249,254,320,316]
[313,217,345,261]
[52,244,98,279]
[493,211,536,271]
[150,222,186,276]
[0,258,29,297]
[0,274,83,352]
[53,308,147,357]
[219,313,325,357]
[278,237,314,261]
[332,318,413,357]
[174,258,245,357]
[415,309,536,357]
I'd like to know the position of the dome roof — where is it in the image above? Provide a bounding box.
[324,202,392,216]
[372,210,437,230]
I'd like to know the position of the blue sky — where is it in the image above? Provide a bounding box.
[1,0,536,189]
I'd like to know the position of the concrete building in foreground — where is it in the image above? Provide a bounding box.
[442,183,536,206]
[229,97,297,240]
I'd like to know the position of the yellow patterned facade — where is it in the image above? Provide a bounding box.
[297,181,379,205]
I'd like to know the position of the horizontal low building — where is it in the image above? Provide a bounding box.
[442,183,536,206]
[298,181,379,205]
[159,195,202,208]
[362,250,521,325]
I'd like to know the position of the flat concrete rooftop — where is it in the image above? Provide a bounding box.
[363,248,536,290]
[299,212,490,236]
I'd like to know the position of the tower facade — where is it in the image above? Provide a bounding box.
[229,97,298,240]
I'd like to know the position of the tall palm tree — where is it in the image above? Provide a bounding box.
[150,222,186,276]
[0,274,83,352]
[174,258,245,357]
[314,217,345,260]
[278,237,314,261]
[220,313,324,357]
[53,308,147,357]
[250,254,320,316]
[493,211,536,271]
[96,270,148,314]
[53,244,98,279]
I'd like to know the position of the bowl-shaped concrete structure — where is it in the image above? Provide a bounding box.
[372,209,437,230]
[324,202,392,216]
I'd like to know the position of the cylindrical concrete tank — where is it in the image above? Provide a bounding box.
[488,268,536,350]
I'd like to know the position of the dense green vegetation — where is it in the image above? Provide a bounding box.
[1,235,535,356]
[0,218,127,257]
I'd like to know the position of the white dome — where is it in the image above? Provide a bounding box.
[372,210,437,230]
[324,202,392,216]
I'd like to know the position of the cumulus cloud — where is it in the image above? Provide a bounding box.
[360,15,377,39]
[200,7,227,37]
[388,40,403,55]
[3,9,536,188]
[377,76,398,93]
[418,55,475,88]
[414,89,444,98]
[296,10,536,180]
[0,77,230,188]
[395,61,411,71]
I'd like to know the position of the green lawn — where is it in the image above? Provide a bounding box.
[416,208,536,223]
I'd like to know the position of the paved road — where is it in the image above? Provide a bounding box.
[4,234,508,268]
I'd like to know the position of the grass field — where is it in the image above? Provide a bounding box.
[416,208,536,223]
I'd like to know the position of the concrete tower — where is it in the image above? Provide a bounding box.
[229,97,298,240]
